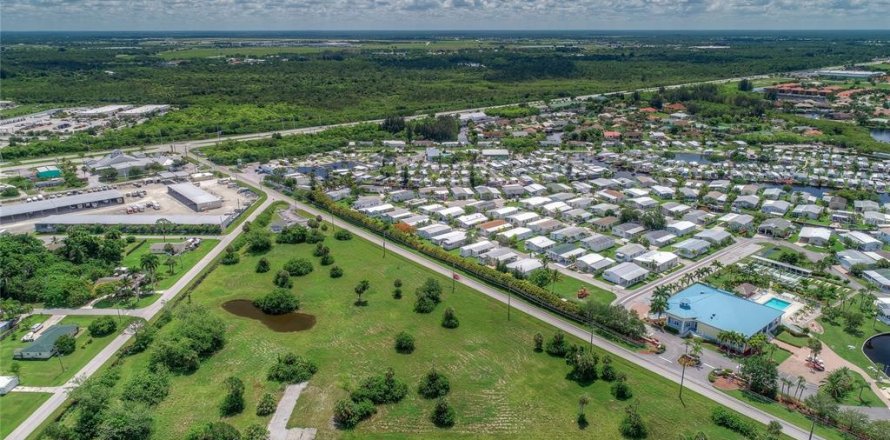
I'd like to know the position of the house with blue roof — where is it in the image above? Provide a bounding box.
[665,283,783,348]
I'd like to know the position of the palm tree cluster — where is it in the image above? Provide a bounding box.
[716,330,748,354]
[648,261,722,320]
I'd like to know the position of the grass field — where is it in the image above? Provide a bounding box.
[817,315,890,377]
[157,40,497,60]
[723,389,844,440]
[776,330,811,348]
[0,315,136,387]
[89,224,776,440]
[0,392,51,438]
[121,238,221,290]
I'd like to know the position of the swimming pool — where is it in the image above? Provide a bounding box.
[764,298,791,311]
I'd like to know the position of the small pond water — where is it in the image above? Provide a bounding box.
[673,152,718,164]
[872,129,890,144]
[863,333,890,374]
[222,299,316,332]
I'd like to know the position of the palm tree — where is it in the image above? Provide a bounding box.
[796,376,807,400]
[650,295,669,321]
[690,339,703,359]
[549,269,562,295]
[717,331,730,351]
[578,394,590,414]
[140,253,159,286]
[165,255,177,275]
[821,367,853,401]
[781,377,794,398]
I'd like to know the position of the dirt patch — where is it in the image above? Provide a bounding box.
[713,376,741,391]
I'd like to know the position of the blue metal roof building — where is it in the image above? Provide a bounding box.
[665,283,783,343]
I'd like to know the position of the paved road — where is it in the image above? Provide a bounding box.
[268,382,315,440]
[5,196,276,440]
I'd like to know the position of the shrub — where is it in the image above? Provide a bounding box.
[186,422,241,440]
[306,230,325,244]
[313,243,329,257]
[121,368,170,407]
[246,230,272,254]
[441,307,459,329]
[330,266,344,278]
[333,398,376,428]
[334,229,353,240]
[320,254,335,266]
[534,333,544,352]
[393,279,402,288]
[267,353,318,383]
[431,398,456,427]
[54,334,76,355]
[254,289,299,315]
[88,316,118,337]
[277,225,308,244]
[567,348,599,382]
[393,288,402,299]
[256,392,277,416]
[601,355,617,381]
[126,235,137,243]
[619,403,647,439]
[255,257,270,273]
[710,407,757,438]
[220,376,245,416]
[149,305,226,374]
[243,424,269,440]
[418,369,450,399]
[545,330,569,356]
[221,250,240,265]
[611,380,633,400]
[394,331,415,354]
[273,270,292,288]
[283,258,313,276]
[351,368,408,404]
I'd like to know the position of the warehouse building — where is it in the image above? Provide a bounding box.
[0,190,124,223]
[35,214,231,233]
[167,183,223,212]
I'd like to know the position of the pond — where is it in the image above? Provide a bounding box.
[672,152,717,164]
[863,333,890,374]
[762,184,890,203]
[872,129,890,144]
[221,299,316,332]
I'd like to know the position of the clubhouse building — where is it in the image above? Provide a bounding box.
[665,283,783,349]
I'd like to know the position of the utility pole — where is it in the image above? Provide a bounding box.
[382,231,386,259]
[507,290,512,321]
[678,361,688,405]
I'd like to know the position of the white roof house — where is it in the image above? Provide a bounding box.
[604,262,649,287]
[456,212,488,228]
[460,240,496,257]
[525,235,556,253]
[506,258,544,275]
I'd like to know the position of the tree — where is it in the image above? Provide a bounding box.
[155,218,172,242]
[649,295,668,321]
[820,367,854,402]
[140,253,160,284]
[54,334,76,355]
[283,258,313,276]
[441,307,459,329]
[740,354,778,397]
[354,279,370,305]
[246,230,272,254]
[253,288,299,315]
[121,368,170,407]
[330,265,344,278]
[844,311,864,334]
[255,257,270,273]
[418,369,450,399]
[243,425,269,440]
[545,330,570,356]
[395,331,415,354]
[0,298,32,323]
[529,269,551,288]
[568,348,599,382]
[619,402,648,439]
[334,229,353,241]
[611,378,633,400]
[807,338,823,359]
[267,353,318,383]
[96,402,153,440]
[805,393,839,430]
[431,398,456,427]
[533,333,544,352]
[220,376,245,416]
[88,316,118,337]
[333,398,377,428]
[165,255,177,275]
[256,393,277,416]
[273,270,292,288]
[765,420,783,440]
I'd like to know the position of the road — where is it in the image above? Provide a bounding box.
[5,195,276,440]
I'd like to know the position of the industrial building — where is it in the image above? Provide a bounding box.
[815,70,885,80]
[35,214,231,233]
[117,104,171,118]
[35,165,62,179]
[0,190,124,223]
[85,150,172,178]
[167,183,223,211]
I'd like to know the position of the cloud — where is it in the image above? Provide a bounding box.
[2,0,888,30]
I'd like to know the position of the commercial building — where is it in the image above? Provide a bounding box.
[815,70,885,80]
[0,190,124,223]
[167,183,223,212]
[665,284,783,350]
[35,165,62,179]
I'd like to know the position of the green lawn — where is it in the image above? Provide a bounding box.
[776,329,811,348]
[96,226,759,439]
[92,293,161,310]
[0,392,52,438]
[723,389,845,440]
[817,315,890,377]
[121,238,220,290]
[548,274,615,305]
[0,315,136,387]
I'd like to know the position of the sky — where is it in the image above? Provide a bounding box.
[2,0,889,32]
